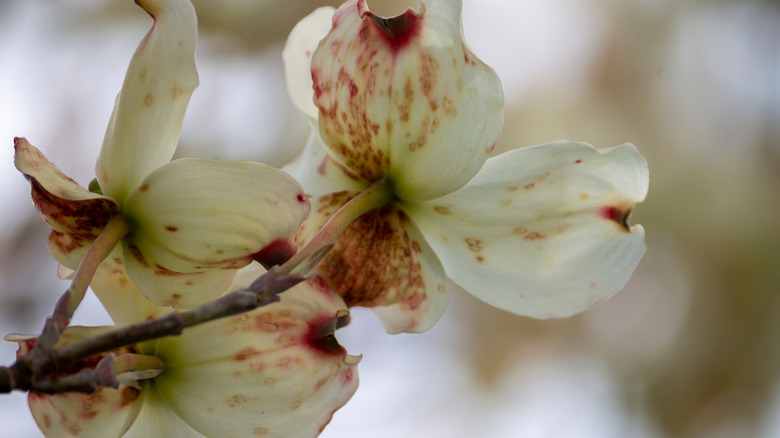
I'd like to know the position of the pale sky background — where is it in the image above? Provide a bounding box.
[1,0,779,437]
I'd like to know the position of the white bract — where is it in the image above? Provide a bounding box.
[14,0,310,313]
[284,0,649,333]
[24,266,359,438]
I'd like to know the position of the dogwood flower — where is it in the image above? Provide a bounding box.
[18,265,359,438]
[14,0,309,310]
[283,0,648,334]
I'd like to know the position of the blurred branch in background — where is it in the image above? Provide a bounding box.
[1,0,779,437]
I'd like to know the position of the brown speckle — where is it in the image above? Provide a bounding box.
[235,347,261,361]
[465,238,482,252]
[433,205,450,214]
[144,93,153,107]
[523,231,546,241]
[139,184,150,192]
[512,226,527,235]
[318,206,428,311]
[164,225,179,232]
[120,387,141,407]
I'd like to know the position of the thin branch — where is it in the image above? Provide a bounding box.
[0,270,305,394]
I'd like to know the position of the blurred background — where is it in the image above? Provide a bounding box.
[1,0,779,437]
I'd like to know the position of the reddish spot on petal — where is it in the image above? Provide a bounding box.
[138,184,150,193]
[575,159,583,164]
[364,9,422,54]
[297,193,306,204]
[251,238,297,268]
[312,69,324,99]
[317,157,329,175]
[235,347,262,361]
[600,206,632,231]
[253,312,298,333]
[164,225,178,232]
[304,312,350,357]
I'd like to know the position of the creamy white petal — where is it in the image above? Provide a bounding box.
[404,141,648,318]
[311,0,503,200]
[314,204,449,334]
[95,0,199,203]
[121,242,238,308]
[122,385,206,438]
[119,157,308,308]
[283,6,336,125]
[153,282,358,438]
[90,251,172,326]
[119,157,309,303]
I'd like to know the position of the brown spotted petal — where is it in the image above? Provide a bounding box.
[283,133,368,202]
[315,204,448,334]
[14,138,120,268]
[95,0,199,203]
[24,326,145,438]
[152,280,359,437]
[404,141,649,319]
[311,0,504,201]
[120,157,310,308]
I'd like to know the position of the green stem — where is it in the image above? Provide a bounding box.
[277,181,393,275]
